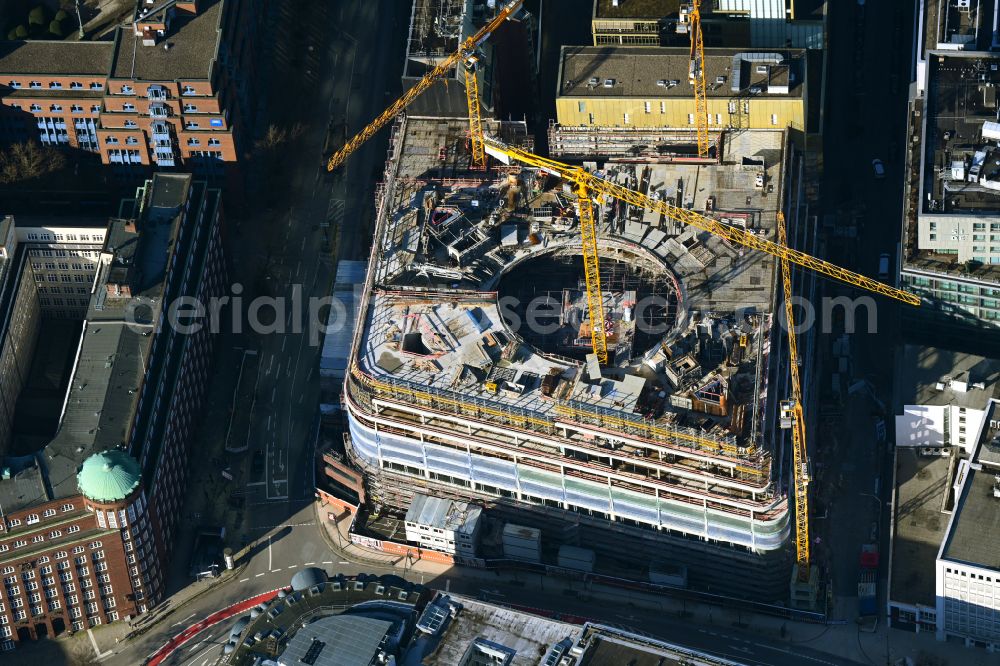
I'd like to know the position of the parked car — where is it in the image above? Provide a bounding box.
[871,159,885,179]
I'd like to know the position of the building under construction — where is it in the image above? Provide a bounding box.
[341,113,793,600]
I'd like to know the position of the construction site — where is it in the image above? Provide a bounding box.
[339,110,797,600]
[328,0,918,607]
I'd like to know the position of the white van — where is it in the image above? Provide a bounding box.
[878,253,890,280]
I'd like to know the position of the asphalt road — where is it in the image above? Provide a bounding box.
[815,0,914,609]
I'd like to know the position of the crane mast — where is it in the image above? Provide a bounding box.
[575,185,608,364]
[326,0,523,172]
[777,212,810,581]
[688,1,710,158]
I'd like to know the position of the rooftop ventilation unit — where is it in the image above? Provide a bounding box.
[603,79,615,88]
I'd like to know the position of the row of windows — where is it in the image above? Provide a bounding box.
[7,80,103,90]
[26,233,103,243]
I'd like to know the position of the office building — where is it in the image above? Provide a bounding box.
[341,110,796,599]
[902,43,1000,336]
[0,173,226,647]
[935,401,1000,650]
[0,0,269,174]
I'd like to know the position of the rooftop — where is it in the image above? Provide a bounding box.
[920,53,1000,216]
[77,449,141,503]
[559,46,804,99]
[110,0,224,80]
[898,345,1000,409]
[941,463,1000,570]
[424,596,578,666]
[890,449,954,607]
[593,0,682,19]
[0,40,114,76]
[277,614,393,666]
[405,494,482,535]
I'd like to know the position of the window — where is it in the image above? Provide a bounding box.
[660,101,666,114]
[577,101,585,113]
[183,103,198,112]
[49,82,62,89]
[124,120,137,128]
[26,514,39,525]
[207,138,221,147]
[771,114,779,125]
[644,101,651,114]
[182,85,196,95]
[120,85,133,94]
[29,104,41,112]
[90,82,103,90]
[30,81,41,89]
[71,105,83,113]
[105,137,119,145]
[91,105,101,113]
[187,138,200,147]
[8,80,21,88]
[42,509,56,518]
[122,103,135,112]
[185,121,199,129]
[50,104,63,112]
[70,81,83,90]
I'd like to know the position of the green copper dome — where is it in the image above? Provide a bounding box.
[77,450,141,503]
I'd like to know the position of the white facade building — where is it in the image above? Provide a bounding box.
[894,348,999,455]
[404,494,482,558]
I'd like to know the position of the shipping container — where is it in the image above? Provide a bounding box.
[557,545,595,573]
[502,523,541,562]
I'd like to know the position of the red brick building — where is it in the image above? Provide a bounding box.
[0,451,157,643]
[0,173,228,650]
[0,0,268,174]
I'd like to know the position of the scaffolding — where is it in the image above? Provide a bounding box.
[547,121,723,162]
[348,363,768,481]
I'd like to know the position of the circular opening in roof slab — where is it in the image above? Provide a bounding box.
[496,246,682,364]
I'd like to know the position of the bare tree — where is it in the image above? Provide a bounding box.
[254,122,306,154]
[0,141,67,184]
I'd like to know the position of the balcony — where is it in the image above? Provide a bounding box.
[149,104,169,119]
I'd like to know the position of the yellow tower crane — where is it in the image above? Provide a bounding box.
[688,1,710,158]
[326,0,523,172]
[776,212,811,582]
[482,136,920,306]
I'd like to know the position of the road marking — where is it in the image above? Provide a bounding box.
[323,561,333,564]
[338,561,349,565]
[268,536,272,570]
[304,562,315,566]
[171,611,196,627]
[239,578,249,583]
[272,568,283,572]
[751,643,837,665]
[255,573,265,578]
[87,628,113,659]
[287,564,298,569]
